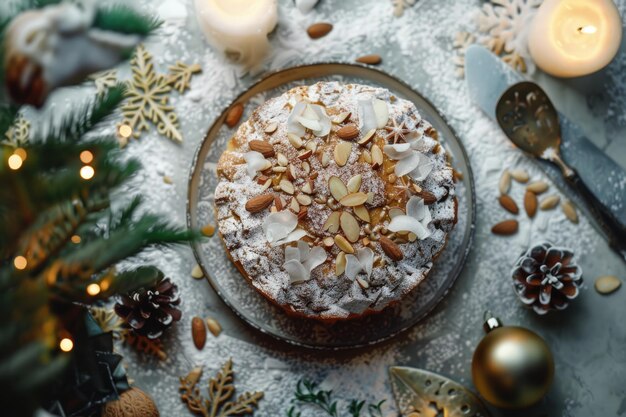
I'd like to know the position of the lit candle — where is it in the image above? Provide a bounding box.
[194,0,278,73]
[528,0,622,78]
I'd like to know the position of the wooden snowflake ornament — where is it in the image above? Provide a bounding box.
[168,62,202,93]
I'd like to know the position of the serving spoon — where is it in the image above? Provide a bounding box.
[496,81,626,262]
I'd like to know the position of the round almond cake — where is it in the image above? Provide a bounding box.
[215,81,457,321]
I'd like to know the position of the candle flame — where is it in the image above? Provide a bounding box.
[578,25,597,35]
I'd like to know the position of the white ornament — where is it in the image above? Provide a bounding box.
[283,240,326,283]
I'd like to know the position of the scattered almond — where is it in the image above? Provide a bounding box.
[191,264,204,279]
[418,190,437,205]
[272,166,287,173]
[498,195,519,214]
[499,170,511,194]
[526,181,549,194]
[340,192,368,207]
[379,236,403,261]
[334,234,355,254]
[323,211,341,233]
[491,219,519,235]
[332,111,351,124]
[323,236,335,247]
[562,200,578,223]
[321,152,330,167]
[298,149,313,160]
[245,194,274,213]
[274,195,283,210]
[356,54,382,65]
[347,174,362,193]
[277,153,288,167]
[335,252,346,275]
[354,205,370,223]
[249,140,275,157]
[298,206,308,220]
[357,129,376,146]
[362,149,372,164]
[279,179,295,195]
[510,169,529,183]
[337,124,359,140]
[225,103,243,127]
[264,122,278,134]
[371,144,383,169]
[191,317,206,349]
[163,175,173,184]
[307,22,333,39]
[334,141,352,166]
[296,194,312,206]
[290,197,300,212]
[328,176,348,201]
[301,181,313,194]
[356,277,370,289]
[288,133,303,149]
[340,212,360,242]
[539,194,560,210]
[206,318,222,337]
[201,224,215,237]
[286,164,297,181]
[524,191,537,217]
[594,275,621,295]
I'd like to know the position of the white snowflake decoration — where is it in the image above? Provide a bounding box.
[453,0,543,77]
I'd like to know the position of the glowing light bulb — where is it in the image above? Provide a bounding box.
[14,256,27,270]
[578,25,598,34]
[86,283,101,296]
[80,150,93,164]
[80,165,95,180]
[118,124,133,139]
[59,338,74,352]
[8,154,23,170]
[71,235,81,244]
[14,148,27,161]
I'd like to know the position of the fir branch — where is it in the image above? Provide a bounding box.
[367,400,386,417]
[94,5,162,36]
[348,400,365,417]
[294,380,339,417]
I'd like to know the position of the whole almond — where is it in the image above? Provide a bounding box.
[225,103,243,127]
[527,181,549,194]
[245,194,274,213]
[340,192,369,207]
[206,318,222,337]
[510,169,529,183]
[337,124,359,140]
[335,234,355,254]
[498,194,519,214]
[307,22,333,39]
[594,275,621,295]
[524,191,537,217]
[418,190,437,205]
[356,54,382,65]
[491,219,519,235]
[334,141,352,166]
[191,317,206,349]
[499,170,511,194]
[539,194,560,210]
[340,212,360,242]
[191,264,204,279]
[562,200,578,223]
[379,236,403,261]
[249,140,275,157]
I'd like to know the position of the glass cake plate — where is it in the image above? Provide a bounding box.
[187,63,475,349]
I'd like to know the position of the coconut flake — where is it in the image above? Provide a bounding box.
[288,102,331,137]
[310,104,331,136]
[373,99,389,128]
[409,153,434,181]
[383,138,433,181]
[243,151,268,177]
[287,101,307,136]
[263,211,301,245]
[357,99,378,135]
[388,196,432,239]
[283,240,327,283]
[344,248,374,280]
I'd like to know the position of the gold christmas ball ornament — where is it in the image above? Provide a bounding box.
[101,387,159,417]
[471,315,554,409]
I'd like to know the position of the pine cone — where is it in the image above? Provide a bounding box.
[511,242,583,315]
[115,276,182,339]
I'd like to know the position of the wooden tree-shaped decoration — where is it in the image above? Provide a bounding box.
[180,359,263,417]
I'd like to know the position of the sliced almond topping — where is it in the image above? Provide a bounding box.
[340,212,360,242]
[371,144,383,169]
[354,205,370,223]
[296,194,312,206]
[334,234,355,254]
[328,176,348,201]
[290,197,300,212]
[332,111,351,124]
[279,179,295,195]
[323,236,335,247]
[356,277,370,289]
[277,153,288,167]
[274,195,283,210]
[334,141,352,166]
[357,129,376,146]
[347,174,362,193]
[298,149,313,160]
[323,211,341,233]
[362,149,372,164]
[305,141,318,153]
[321,152,330,167]
[287,164,297,181]
[337,124,359,140]
[288,133,303,149]
[340,192,369,207]
[264,122,278,134]
[301,181,313,194]
[366,192,374,204]
[335,251,346,276]
[302,161,311,175]
[260,178,271,191]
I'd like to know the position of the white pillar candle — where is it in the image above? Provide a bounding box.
[528,0,622,78]
[194,0,278,73]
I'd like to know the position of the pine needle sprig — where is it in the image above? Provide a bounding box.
[94,5,162,36]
